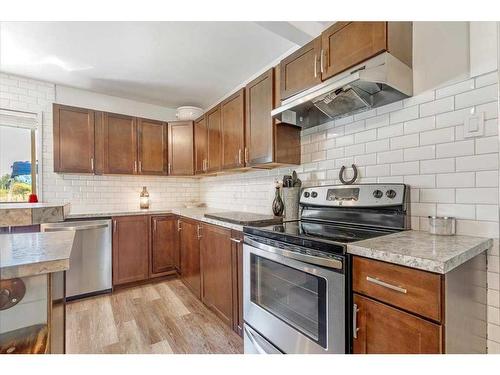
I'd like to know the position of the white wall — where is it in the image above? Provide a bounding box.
[55,85,178,122]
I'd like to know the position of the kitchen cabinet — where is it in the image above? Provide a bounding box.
[221,89,245,170]
[168,121,194,176]
[53,104,95,173]
[279,37,322,100]
[231,230,244,337]
[245,68,301,167]
[150,215,179,277]
[137,118,167,175]
[321,22,412,80]
[200,224,234,327]
[112,215,149,286]
[101,112,138,175]
[353,294,442,354]
[194,115,208,174]
[179,218,201,298]
[205,105,222,173]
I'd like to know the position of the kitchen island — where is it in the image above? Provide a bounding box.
[0,231,75,354]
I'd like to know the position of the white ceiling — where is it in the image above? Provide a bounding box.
[0,22,325,109]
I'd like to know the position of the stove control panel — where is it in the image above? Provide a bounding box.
[300,184,407,207]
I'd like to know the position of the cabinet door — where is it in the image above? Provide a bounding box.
[353,294,442,354]
[103,113,137,174]
[206,106,222,173]
[200,224,234,327]
[168,121,194,176]
[245,69,274,165]
[53,104,95,173]
[231,230,244,336]
[321,22,387,80]
[194,115,207,175]
[280,37,321,100]
[150,215,178,277]
[137,118,167,175]
[179,219,201,298]
[112,215,149,286]
[221,89,245,170]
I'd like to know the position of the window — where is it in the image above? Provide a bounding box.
[0,109,39,203]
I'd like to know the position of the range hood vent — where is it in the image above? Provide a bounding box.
[272,52,413,129]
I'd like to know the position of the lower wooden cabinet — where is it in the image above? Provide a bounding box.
[200,224,234,327]
[179,218,201,298]
[150,215,179,277]
[353,294,442,354]
[112,215,150,286]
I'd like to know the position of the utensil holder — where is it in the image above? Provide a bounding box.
[282,187,301,221]
[428,216,456,235]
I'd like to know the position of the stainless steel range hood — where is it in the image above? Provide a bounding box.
[272,52,413,129]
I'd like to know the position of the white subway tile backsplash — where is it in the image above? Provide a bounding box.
[404,116,436,134]
[437,172,476,188]
[420,158,455,174]
[420,127,455,145]
[377,123,404,139]
[403,90,435,107]
[365,113,390,129]
[437,203,475,220]
[436,140,475,158]
[366,139,390,153]
[404,145,436,161]
[377,149,404,164]
[420,189,455,203]
[455,84,498,109]
[476,205,499,221]
[476,72,499,88]
[376,101,403,115]
[404,174,436,188]
[390,106,419,124]
[390,134,420,150]
[420,96,454,117]
[456,188,498,204]
[391,161,419,176]
[476,171,499,187]
[366,164,390,177]
[435,107,473,128]
[456,154,499,172]
[435,79,475,99]
[476,136,499,154]
[335,134,355,147]
[354,129,377,144]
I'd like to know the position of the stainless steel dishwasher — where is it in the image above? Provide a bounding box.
[41,219,112,300]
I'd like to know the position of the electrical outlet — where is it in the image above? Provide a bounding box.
[464,111,485,138]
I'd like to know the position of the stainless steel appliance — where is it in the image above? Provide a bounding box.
[243,184,410,354]
[41,219,112,300]
[271,52,413,129]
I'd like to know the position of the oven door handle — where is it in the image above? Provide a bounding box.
[244,325,282,354]
[244,236,343,270]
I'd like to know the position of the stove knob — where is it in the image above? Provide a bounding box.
[304,192,310,198]
[311,191,318,198]
[386,189,397,199]
[373,189,383,199]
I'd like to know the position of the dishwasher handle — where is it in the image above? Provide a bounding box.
[43,223,109,232]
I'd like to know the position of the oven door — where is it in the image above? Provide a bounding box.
[243,236,345,354]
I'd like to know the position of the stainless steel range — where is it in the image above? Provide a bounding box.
[242,183,410,354]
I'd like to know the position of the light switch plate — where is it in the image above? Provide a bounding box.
[464,111,485,138]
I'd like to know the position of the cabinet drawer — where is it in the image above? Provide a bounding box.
[353,256,442,322]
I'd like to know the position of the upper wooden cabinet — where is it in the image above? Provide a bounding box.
[246,68,301,167]
[279,22,412,101]
[150,215,178,277]
[53,104,95,173]
[280,37,322,100]
[194,115,208,175]
[101,112,138,175]
[112,215,150,286]
[167,121,194,176]
[221,89,245,170]
[321,21,412,80]
[205,105,222,173]
[137,118,167,175]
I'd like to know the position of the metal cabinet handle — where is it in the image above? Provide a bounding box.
[134,160,137,173]
[314,54,318,78]
[139,160,142,172]
[230,238,242,243]
[244,147,249,164]
[177,220,182,231]
[153,219,157,232]
[366,276,407,294]
[197,225,202,239]
[320,49,325,74]
[113,220,117,233]
[353,303,360,339]
[238,149,242,165]
[90,157,94,172]
[168,163,171,175]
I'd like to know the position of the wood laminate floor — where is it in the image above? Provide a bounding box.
[66,278,243,354]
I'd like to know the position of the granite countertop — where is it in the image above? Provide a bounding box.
[347,230,493,274]
[0,202,70,227]
[204,211,282,226]
[0,231,75,280]
[66,207,262,231]
[0,202,69,210]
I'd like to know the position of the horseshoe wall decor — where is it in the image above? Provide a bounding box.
[339,164,358,185]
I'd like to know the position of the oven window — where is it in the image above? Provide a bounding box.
[250,254,327,347]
